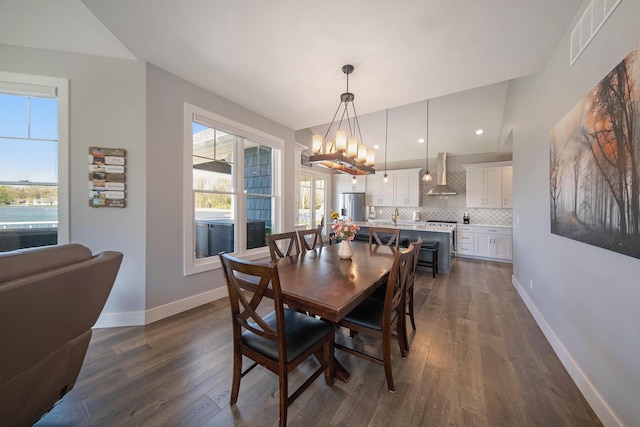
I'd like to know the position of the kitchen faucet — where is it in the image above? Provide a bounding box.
[391,208,399,225]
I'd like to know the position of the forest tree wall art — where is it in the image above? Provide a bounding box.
[550,44,640,259]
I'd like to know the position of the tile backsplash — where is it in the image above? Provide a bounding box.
[371,171,513,225]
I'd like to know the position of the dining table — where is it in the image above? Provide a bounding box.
[272,241,398,381]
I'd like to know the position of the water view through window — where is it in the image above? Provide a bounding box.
[0,91,59,251]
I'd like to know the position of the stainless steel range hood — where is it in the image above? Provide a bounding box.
[426,152,457,195]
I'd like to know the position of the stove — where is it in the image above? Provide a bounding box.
[425,220,458,228]
[425,220,457,253]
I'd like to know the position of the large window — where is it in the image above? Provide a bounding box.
[0,72,68,252]
[184,104,282,274]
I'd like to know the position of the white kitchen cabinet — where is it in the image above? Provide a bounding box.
[464,162,512,208]
[335,173,366,194]
[393,169,421,207]
[367,169,420,207]
[472,226,512,260]
[455,225,474,256]
[465,168,485,207]
[367,173,390,206]
[502,165,513,208]
[333,174,366,212]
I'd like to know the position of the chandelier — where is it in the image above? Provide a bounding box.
[308,65,375,175]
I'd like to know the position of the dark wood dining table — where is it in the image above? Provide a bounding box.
[272,242,398,381]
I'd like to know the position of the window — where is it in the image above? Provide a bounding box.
[184,103,283,275]
[0,72,69,252]
[297,173,327,233]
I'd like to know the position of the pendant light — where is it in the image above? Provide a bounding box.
[422,100,433,182]
[383,109,389,182]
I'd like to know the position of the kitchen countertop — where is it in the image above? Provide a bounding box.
[457,223,512,228]
[352,220,453,233]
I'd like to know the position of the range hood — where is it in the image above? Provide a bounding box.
[426,152,457,195]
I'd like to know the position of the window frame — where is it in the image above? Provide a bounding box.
[183,103,283,275]
[0,71,69,245]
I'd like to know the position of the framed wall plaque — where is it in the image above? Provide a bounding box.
[89,147,126,208]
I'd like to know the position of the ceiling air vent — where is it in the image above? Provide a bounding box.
[570,0,622,66]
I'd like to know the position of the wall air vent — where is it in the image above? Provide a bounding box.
[570,0,622,66]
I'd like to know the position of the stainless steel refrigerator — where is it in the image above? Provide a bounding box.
[342,192,366,222]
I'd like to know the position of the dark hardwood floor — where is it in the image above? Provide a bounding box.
[35,257,602,426]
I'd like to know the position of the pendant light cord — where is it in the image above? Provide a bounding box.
[425,100,429,171]
[384,109,389,175]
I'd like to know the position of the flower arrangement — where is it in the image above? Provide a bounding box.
[331,218,360,241]
[330,211,340,220]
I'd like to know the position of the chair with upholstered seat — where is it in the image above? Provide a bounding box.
[267,231,301,260]
[297,228,324,252]
[369,227,401,248]
[219,253,334,427]
[335,244,414,392]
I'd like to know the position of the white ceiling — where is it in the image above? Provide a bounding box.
[0,0,583,161]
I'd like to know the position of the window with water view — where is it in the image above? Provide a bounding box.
[0,88,59,252]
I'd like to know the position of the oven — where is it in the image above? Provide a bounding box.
[425,220,457,255]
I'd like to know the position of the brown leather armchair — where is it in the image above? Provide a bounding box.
[0,244,123,427]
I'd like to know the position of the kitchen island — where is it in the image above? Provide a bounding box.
[352,220,454,274]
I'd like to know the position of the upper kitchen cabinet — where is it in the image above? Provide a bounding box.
[463,162,512,208]
[501,165,513,208]
[334,173,366,194]
[333,174,367,212]
[367,172,393,206]
[367,169,420,207]
[392,169,421,207]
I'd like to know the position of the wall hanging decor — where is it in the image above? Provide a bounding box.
[89,146,126,208]
[550,44,639,259]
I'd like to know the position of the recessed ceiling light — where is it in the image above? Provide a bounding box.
[374,144,380,149]
[475,129,484,135]
[418,138,425,143]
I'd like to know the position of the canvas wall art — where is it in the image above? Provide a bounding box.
[550,44,640,259]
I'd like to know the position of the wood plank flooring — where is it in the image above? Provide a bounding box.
[34,258,602,426]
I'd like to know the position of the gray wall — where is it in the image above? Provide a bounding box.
[0,45,298,325]
[145,64,295,310]
[503,1,640,425]
[0,43,147,322]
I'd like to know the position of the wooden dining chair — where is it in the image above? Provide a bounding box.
[297,228,324,252]
[219,253,334,427]
[403,237,423,351]
[267,231,301,260]
[335,244,414,392]
[369,227,401,248]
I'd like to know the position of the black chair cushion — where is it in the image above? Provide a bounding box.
[422,241,439,250]
[342,296,398,331]
[243,309,333,362]
[369,275,388,300]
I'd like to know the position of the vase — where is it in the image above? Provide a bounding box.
[338,240,353,260]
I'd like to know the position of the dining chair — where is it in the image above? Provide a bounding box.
[219,253,334,427]
[369,227,401,248]
[297,228,324,252]
[335,244,414,392]
[267,231,301,260]
[403,237,423,351]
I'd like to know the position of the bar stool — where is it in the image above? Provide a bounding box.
[417,241,438,278]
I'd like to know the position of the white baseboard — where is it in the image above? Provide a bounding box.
[93,286,228,329]
[94,310,145,328]
[145,286,228,324]
[511,275,621,427]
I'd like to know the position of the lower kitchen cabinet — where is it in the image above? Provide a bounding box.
[456,225,512,261]
[456,225,474,256]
